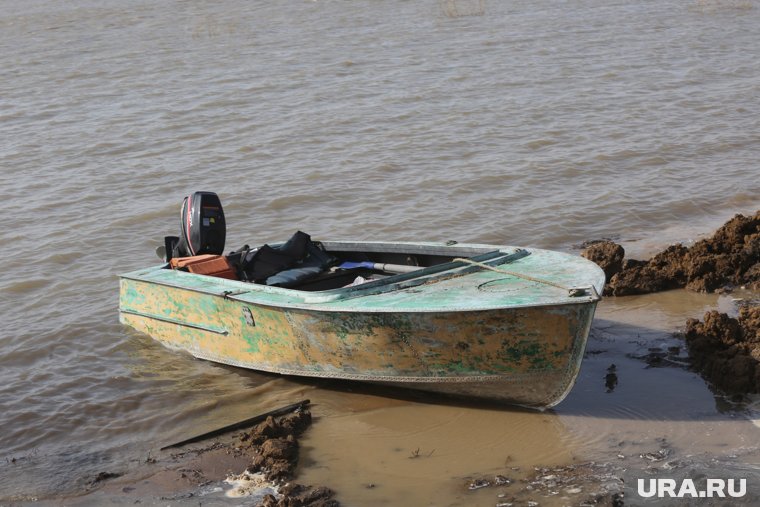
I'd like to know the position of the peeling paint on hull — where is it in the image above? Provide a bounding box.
[119,241,605,409]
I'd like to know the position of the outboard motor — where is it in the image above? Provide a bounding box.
[165,191,226,260]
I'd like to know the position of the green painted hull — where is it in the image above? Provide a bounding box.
[119,241,605,408]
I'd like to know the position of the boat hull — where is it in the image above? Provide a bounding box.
[119,272,598,408]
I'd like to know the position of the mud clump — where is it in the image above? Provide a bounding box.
[685,305,760,395]
[243,410,314,445]
[260,483,338,507]
[238,410,313,482]
[582,211,760,296]
[581,240,625,282]
[237,409,339,507]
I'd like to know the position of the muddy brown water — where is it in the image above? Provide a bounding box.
[3,0,760,505]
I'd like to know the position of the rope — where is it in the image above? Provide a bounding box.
[452,257,572,292]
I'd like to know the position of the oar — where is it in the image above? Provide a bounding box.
[160,399,310,450]
[338,261,421,274]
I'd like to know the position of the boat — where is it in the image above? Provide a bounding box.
[118,193,605,409]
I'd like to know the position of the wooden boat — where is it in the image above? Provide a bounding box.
[119,240,605,409]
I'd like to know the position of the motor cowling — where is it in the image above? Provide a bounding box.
[172,191,226,258]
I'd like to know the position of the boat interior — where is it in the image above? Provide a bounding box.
[162,192,519,293]
[284,242,480,292]
[238,242,522,294]
[165,238,516,294]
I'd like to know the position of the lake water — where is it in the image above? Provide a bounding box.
[1,0,760,505]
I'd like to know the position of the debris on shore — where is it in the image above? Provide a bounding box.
[684,305,760,395]
[463,461,625,507]
[236,407,339,507]
[582,211,760,296]
[522,462,625,507]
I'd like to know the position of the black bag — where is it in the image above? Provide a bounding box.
[266,241,336,287]
[230,231,335,284]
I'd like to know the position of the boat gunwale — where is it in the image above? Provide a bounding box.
[119,271,602,313]
[119,240,604,313]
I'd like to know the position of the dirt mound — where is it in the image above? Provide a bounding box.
[238,409,339,507]
[684,306,760,395]
[582,211,760,296]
